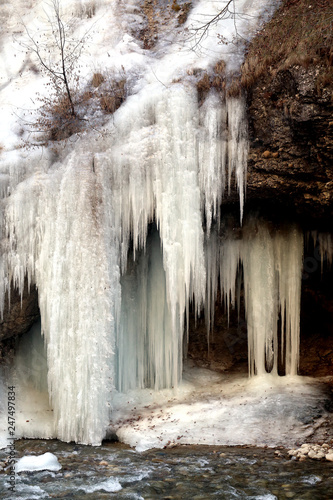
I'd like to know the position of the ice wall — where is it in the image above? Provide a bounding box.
[3,156,119,444]
[1,86,249,444]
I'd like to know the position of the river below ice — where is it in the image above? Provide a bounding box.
[1,439,333,499]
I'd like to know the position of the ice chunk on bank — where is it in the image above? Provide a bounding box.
[16,452,61,472]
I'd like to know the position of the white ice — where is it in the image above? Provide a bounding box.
[16,452,61,472]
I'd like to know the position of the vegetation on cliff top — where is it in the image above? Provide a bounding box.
[241,0,333,93]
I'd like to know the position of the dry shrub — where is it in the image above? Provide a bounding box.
[139,0,192,49]
[214,60,226,76]
[227,78,242,98]
[196,73,211,103]
[198,61,226,91]
[91,72,105,87]
[33,91,82,144]
[242,0,333,88]
[197,73,210,93]
[141,0,159,49]
[99,77,127,114]
[178,2,192,25]
[241,55,272,89]
[196,61,227,102]
[171,0,180,12]
[212,60,226,89]
[29,72,127,147]
[100,95,118,113]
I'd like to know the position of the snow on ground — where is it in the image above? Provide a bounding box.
[110,366,332,451]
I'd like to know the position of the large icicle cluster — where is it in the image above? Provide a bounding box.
[3,154,119,444]
[0,84,249,444]
[206,220,304,376]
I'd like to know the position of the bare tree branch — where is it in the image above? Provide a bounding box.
[16,0,95,119]
[189,0,254,52]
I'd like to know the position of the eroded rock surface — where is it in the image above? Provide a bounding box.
[246,65,333,219]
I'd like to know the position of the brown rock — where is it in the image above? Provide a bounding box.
[262,150,271,158]
[0,280,39,343]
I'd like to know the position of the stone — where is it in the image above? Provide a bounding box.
[325,453,333,462]
[262,150,271,158]
[0,281,39,343]
[308,449,324,460]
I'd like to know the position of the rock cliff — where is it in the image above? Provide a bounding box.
[242,0,333,223]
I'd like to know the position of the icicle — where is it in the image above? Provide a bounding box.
[309,231,333,272]
[117,230,178,392]
[0,0,282,446]
[227,96,248,222]
[205,218,303,377]
[198,91,227,234]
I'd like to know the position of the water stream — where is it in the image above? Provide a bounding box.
[1,439,333,499]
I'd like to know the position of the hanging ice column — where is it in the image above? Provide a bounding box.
[106,84,250,392]
[3,155,120,445]
[207,219,304,377]
[243,223,304,376]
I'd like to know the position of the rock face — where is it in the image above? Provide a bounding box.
[246,66,333,220]
[0,283,39,342]
[224,0,333,223]
[0,282,40,362]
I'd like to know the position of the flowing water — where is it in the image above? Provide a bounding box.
[1,440,333,499]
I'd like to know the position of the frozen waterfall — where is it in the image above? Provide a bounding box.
[0,0,308,447]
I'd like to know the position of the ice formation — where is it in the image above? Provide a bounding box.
[206,221,304,377]
[0,0,316,448]
[307,231,333,272]
[16,452,61,473]
[111,369,331,451]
